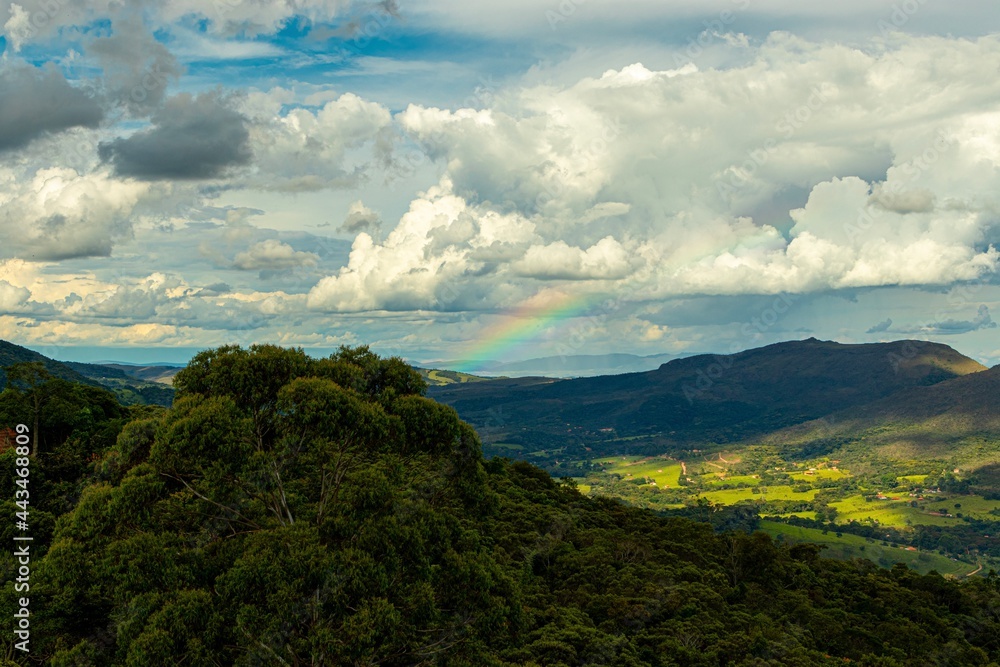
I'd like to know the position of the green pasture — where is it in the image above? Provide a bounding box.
[788,468,850,482]
[923,495,1000,521]
[830,495,956,527]
[897,474,929,485]
[699,485,818,504]
[596,457,684,488]
[700,473,760,487]
[760,521,978,577]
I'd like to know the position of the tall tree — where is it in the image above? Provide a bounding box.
[6,361,50,456]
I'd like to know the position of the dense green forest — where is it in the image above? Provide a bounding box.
[3,346,1000,666]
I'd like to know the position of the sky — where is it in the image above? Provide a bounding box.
[0,0,999,370]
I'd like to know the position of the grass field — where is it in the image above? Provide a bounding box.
[924,495,1000,521]
[595,457,683,488]
[759,521,978,577]
[897,474,929,485]
[830,495,956,527]
[788,468,850,482]
[700,485,819,504]
[769,511,818,521]
[700,474,760,487]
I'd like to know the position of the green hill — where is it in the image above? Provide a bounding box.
[0,340,174,406]
[0,340,99,388]
[416,366,495,386]
[768,363,1000,458]
[429,338,986,463]
[64,362,176,407]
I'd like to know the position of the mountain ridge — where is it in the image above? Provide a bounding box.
[428,338,989,461]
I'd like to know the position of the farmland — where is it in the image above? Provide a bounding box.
[566,444,1000,576]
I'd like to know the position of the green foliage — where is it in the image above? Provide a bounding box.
[6,345,1000,666]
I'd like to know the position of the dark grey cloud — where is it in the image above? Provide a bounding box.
[0,66,103,152]
[194,282,233,296]
[890,305,998,335]
[866,318,892,334]
[339,201,383,234]
[28,213,127,261]
[88,12,182,115]
[99,91,252,180]
[926,305,997,334]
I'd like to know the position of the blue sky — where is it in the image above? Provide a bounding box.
[0,0,999,370]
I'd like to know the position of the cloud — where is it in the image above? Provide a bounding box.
[99,91,252,180]
[88,11,183,115]
[925,305,997,334]
[339,200,382,234]
[0,65,103,152]
[237,91,392,192]
[0,280,30,311]
[309,34,1000,314]
[1,0,355,50]
[866,318,893,334]
[194,282,232,296]
[868,185,935,214]
[0,167,154,261]
[233,240,320,271]
[512,237,634,280]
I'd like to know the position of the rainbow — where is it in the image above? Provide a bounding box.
[453,291,594,373]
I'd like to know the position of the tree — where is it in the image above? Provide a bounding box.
[6,361,49,456]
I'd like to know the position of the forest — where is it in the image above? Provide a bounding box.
[2,345,1000,666]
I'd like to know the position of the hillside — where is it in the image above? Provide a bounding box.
[0,340,99,388]
[99,363,181,385]
[0,340,174,406]
[415,366,495,386]
[429,338,987,462]
[64,362,176,407]
[764,362,1000,469]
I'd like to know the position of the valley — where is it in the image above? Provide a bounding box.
[433,339,1000,577]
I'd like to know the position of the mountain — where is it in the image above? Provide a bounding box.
[765,362,1000,470]
[415,367,495,386]
[64,362,176,406]
[427,352,679,378]
[98,363,182,385]
[428,338,987,460]
[0,340,174,406]
[0,340,99,388]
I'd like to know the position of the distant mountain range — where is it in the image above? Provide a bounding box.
[0,340,176,406]
[421,352,680,378]
[5,338,998,458]
[428,338,996,463]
